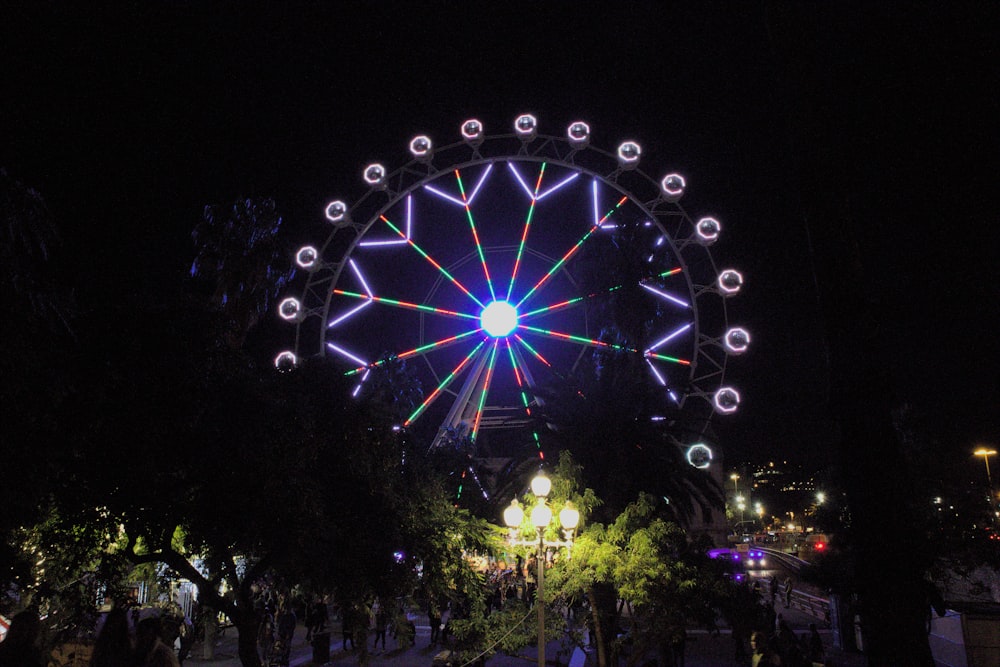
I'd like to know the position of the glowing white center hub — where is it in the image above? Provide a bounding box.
[481,301,518,337]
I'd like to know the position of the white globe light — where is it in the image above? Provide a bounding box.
[480,301,518,337]
[503,500,524,528]
[531,502,552,529]
[530,473,552,498]
[559,505,580,530]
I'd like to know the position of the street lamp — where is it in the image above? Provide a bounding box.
[503,472,579,667]
[974,448,997,513]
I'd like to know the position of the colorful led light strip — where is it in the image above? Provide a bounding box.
[516,192,628,309]
[505,162,546,301]
[380,215,485,309]
[455,169,497,301]
[424,164,493,207]
[506,341,544,457]
[506,162,547,301]
[345,329,484,377]
[518,324,631,352]
[644,351,691,365]
[520,295,586,320]
[332,289,479,321]
[470,340,500,442]
[360,195,412,246]
[513,334,551,367]
[403,339,488,426]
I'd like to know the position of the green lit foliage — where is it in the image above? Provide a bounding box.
[547,492,727,667]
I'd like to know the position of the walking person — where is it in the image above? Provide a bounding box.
[427,600,441,645]
[372,602,389,652]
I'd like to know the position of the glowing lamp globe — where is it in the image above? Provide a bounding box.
[503,500,524,528]
[531,502,552,529]
[480,301,518,337]
[530,473,552,498]
[559,505,580,530]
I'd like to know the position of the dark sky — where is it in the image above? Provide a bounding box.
[2,3,997,472]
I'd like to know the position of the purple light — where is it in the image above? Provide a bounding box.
[645,358,668,386]
[646,323,693,353]
[467,163,493,203]
[349,259,375,297]
[424,184,466,207]
[361,196,412,247]
[640,283,690,309]
[327,300,372,329]
[326,342,368,367]
[536,172,579,201]
[507,162,535,199]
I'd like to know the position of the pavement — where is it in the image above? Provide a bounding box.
[183,602,867,667]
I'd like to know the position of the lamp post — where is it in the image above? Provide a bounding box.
[974,448,997,514]
[503,472,579,667]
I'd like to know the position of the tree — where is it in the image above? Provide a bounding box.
[0,169,79,612]
[189,198,292,350]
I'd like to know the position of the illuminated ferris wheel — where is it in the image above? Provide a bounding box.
[275,114,747,473]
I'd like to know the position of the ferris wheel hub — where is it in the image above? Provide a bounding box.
[480,300,518,338]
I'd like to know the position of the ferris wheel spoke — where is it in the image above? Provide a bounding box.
[518,324,634,353]
[344,328,484,377]
[359,195,413,247]
[404,338,489,427]
[515,189,629,310]
[469,340,501,442]
[505,341,544,458]
[505,162,547,301]
[332,289,479,322]
[640,282,691,309]
[645,358,683,405]
[644,351,692,366]
[645,323,693,354]
[454,169,497,301]
[378,214,486,309]
[512,334,552,368]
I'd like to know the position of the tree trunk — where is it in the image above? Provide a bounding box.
[236,616,262,667]
[587,582,619,667]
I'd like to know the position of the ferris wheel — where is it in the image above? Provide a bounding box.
[275,114,747,476]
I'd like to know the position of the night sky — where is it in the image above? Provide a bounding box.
[3,3,997,474]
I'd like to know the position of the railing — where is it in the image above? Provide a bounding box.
[758,548,832,622]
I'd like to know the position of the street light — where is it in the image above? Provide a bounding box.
[504,472,579,667]
[974,448,997,512]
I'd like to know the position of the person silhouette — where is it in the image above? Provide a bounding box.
[0,609,44,667]
[91,607,133,667]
